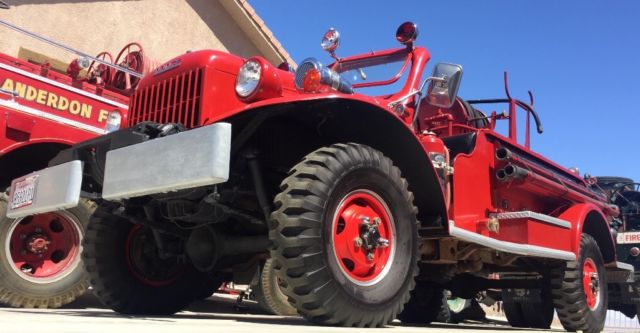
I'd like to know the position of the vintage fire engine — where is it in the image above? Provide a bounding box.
[6,22,630,332]
[0,14,146,308]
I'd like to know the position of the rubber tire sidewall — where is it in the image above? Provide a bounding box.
[577,236,608,330]
[0,196,92,308]
[253,258,297,316]
[84,207,208,315]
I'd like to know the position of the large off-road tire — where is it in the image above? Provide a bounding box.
[502,289,554,329]
[398,282,450,324]
[0,193,92,308]
[252,258,297,316]
[83,205,211,315]
[551,234,607,333]
[270,143,420,327]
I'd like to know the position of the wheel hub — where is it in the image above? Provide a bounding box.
[25,233,51,254]
[332,190,396,286]
[582,258,600,310]
[6,212,81,283]
[356,216,390,261]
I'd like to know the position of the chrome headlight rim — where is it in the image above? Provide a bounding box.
[104,110,122,133]
[236,59,263,99]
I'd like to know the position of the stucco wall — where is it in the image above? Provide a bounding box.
[0,0,265,68]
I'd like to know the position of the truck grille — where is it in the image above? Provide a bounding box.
[128,68,203,128]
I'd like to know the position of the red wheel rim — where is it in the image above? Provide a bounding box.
[331,190,395,286]
[124,225,183,287]
[582,258,600,310]
[6,212,81,283]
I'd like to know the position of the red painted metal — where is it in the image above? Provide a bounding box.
[8,212,80,279]
[582,258,599,310]
[332,191,393,283]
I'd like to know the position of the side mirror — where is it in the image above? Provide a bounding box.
[321,28,340,57]
[427,63,463,108]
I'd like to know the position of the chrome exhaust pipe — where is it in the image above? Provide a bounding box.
[504,164,530,179]
[495,147,513,161]
[496,168,508,182]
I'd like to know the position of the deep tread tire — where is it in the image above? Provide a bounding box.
[83,205,210,315]
[252,258,297,316]
[270,143,420,327]
[551,234,607,333]
[0,194,92,308]
[398,282,449,324]
[502,289,553,329]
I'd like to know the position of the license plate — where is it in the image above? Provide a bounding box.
[10,175,38,209]
[618,232,640,244]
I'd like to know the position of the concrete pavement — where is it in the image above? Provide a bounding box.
[0,293,563,333]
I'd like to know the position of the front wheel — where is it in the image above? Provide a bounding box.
[551,234,607,333]
[270,143,420,327]
[0,194,92,308]
[83,205,211,315]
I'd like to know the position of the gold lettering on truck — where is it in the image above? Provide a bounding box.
[0,78,100,121]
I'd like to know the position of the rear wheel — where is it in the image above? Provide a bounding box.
[0,194,92,308]
[502,289,554,329]
[252,258,297,316]
[551,234,607,333]
[270,143,419,327]
[398,282,450,324]
[83,205,210,315]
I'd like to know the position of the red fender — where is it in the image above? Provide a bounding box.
[558,203,616,263]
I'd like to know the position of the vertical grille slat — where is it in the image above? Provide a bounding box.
[128,67,203,129]
[189,70,200,128]
[184,70,193,127]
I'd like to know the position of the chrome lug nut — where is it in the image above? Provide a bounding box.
[354,237,363,248]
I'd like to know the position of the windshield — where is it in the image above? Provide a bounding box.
[331,50,411,96]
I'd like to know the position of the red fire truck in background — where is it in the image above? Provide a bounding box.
[0,14,145,308]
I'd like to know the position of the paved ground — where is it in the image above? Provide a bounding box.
[0,293,565,333]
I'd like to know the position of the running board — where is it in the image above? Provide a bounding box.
[449,221,576,261]
[605,262,635,283]
[494,210,571,229]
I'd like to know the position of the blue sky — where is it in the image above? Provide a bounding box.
[252,1,640,182]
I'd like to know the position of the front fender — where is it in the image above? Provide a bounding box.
[229,97,449,231]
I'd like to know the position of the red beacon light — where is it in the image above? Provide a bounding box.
[396,21,419,48]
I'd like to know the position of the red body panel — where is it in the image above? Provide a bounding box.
[0,52,128,156]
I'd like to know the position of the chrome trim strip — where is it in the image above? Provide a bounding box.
[496,210,571,229]
[0,98,106,134]
[0,62,129,109]
[449,224,576,261]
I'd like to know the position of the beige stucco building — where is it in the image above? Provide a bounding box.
[0,0,292,73]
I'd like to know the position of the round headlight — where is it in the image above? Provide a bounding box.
[105,110,122,133]
[236,60,262,98]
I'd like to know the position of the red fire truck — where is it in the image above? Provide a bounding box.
[0,14,144,308]
[6,21,631,333]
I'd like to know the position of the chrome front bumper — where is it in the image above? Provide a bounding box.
[7,123,231,219]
